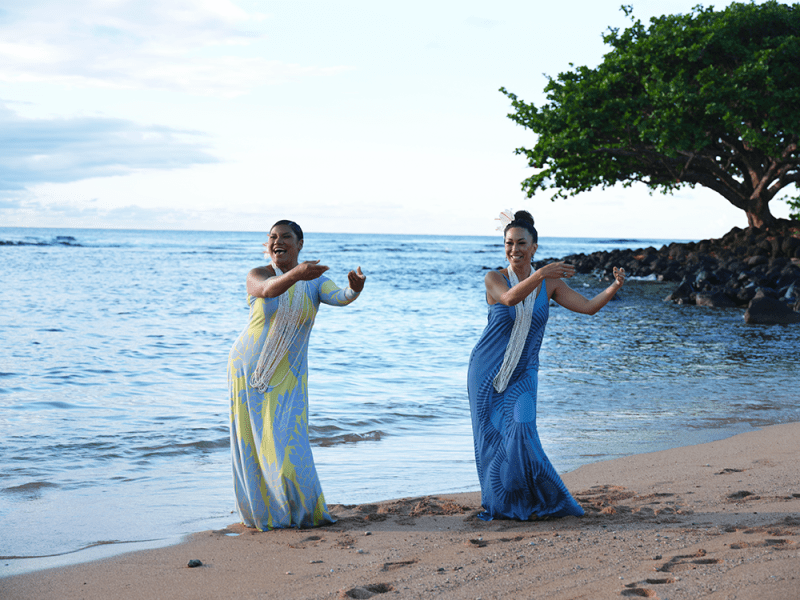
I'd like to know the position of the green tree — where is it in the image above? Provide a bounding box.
[502,1,800,229]
[787,196,800,220]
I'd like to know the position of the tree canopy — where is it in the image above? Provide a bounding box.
[502,1,800,229]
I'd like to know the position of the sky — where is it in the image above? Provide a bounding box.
[0,0,792,239]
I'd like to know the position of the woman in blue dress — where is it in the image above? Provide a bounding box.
[468,210,626,521]
[228,220,366,530]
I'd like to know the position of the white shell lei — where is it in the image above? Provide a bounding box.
[249,265,312,393]
[493,265,537,393]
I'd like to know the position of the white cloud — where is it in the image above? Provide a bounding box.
[0,0,352,96]
[0,105,217,190]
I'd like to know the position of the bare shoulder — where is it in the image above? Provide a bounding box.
[485,268,508,281]
[249,265,274,280]
[485,268,509,290]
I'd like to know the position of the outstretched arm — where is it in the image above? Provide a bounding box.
[246,261,330,298]
[319,267,366,306]
[485,262,576,306]
[550,267,626,315]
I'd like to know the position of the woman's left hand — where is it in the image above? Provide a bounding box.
[348,266,366,293]
[612,267,626,287]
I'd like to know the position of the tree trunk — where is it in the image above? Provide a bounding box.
[745,194,777,230]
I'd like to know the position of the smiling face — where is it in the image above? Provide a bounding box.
[265,223,303,270]
[504,226,537,275]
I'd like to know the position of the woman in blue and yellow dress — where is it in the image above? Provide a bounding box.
[468,210,625,521]
[228,220,365,530]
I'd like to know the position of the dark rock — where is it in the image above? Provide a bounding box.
[657,265,682,282]
[757,236,772,253]
[651,257,669,271]
[783,282,800,300]
[731,243,748,257]
[764,267,786,287]
[746,255,769,267]
[769,257,789,270]
[722,258,745,272]
[696,291,737,308]
[188,559,203,568]
[744,296,800,325]
[669,246,687,262]
[754,287,779,299]
[694,269,720,287]
[731,285,757,306]
[781,237,800,256]
[665,279,695,304]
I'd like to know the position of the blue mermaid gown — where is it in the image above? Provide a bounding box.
[228,275,357,530]
[467,277,584,521]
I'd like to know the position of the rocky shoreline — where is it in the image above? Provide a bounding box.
[538,219,800,324]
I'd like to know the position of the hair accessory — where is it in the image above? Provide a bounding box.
[495,209,514,231]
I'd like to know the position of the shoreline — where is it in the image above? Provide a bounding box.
[3,422,798,599]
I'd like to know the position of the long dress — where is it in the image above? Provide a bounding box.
[467,277,584,521]
[228,275,357,530]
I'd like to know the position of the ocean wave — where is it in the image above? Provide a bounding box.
[313,430,385,446]
[137,437,230,457]
[591,238,646,244]
[11,400,84,410]
[3,481,60,495]
[0,237,83,247]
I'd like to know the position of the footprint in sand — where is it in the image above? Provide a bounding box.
[338,583,393,599]
[382,559,418,571]
[622,576,678,598]
[333,534,356,549]
[656,549,722,573]
[727,490,759,501]
[574,485,637,514]
[465,535,524,548]
[621,586,657,597]
[289,535,324,549]
[730,538,793,550]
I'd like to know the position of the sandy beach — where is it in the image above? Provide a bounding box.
[3,422,798,600]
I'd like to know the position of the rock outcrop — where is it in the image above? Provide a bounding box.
[534,219,800,325]
[744,293,800,325]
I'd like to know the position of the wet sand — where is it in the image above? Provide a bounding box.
[2,422,799,599]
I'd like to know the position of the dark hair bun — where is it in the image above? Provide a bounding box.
[513,210,534,226]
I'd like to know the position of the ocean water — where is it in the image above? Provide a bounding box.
[1,228,799,573]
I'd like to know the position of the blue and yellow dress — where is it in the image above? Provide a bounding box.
[228,275,357,530]
[467,277,584,520]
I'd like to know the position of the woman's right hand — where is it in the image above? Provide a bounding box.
[292,260,330,280]
[535,261,575,280]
